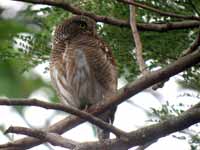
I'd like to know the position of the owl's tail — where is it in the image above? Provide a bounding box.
[95,106,117,140]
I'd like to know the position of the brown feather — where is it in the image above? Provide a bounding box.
[50,15,117,140]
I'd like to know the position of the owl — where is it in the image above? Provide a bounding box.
[50,15,117,140]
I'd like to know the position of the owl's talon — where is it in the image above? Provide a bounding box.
[83,105,89,111]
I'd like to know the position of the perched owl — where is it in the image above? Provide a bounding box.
[50,15,117,140]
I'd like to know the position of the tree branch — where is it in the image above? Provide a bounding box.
[117,0,200,21]
[138,21,200,32]
[73,103,200,150]
[3,127,78,149]
[12,0,200,31]
[12,0,129,27]
[181,31,200,56]
[3,103,200,150]
[1,48,200,150]
[129,2,148,74]
[0,98,127,139]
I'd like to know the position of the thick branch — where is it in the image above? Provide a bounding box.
[129,3,147,74]
[12,0,200,31]
[0,98,127,139]
[118,0,200,21]
[3,127,77,149]
[74,103,200,150]
[1,48,200,150]
[3,103,200,150]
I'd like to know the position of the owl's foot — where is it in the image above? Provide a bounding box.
[80,103,92,112]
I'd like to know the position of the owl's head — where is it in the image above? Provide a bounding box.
[55,15,96,40]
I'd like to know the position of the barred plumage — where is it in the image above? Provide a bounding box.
[50,15,117,140]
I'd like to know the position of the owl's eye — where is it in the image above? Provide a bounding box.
[79,22,87,29]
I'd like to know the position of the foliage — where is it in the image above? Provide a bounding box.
[151,101,200,150]
[0,8,60,113]
[178,65,200,91]
[190,134,200,150]
[151,102,184,120]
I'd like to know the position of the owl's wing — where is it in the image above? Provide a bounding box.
[79,36,118,140]
[77,35,118,94]
[95,39,117,93]
[61,35,118,95]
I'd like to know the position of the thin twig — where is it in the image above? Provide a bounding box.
[12,0,200,31]
[180,32,200,57]
[117,0,200,21]
[0,98,127,139]
[4,126,78,149]
[129,2,147,74]
[12,106,54,150]
[137,21,200,32]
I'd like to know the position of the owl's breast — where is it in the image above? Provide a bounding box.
[50,47,103,108]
